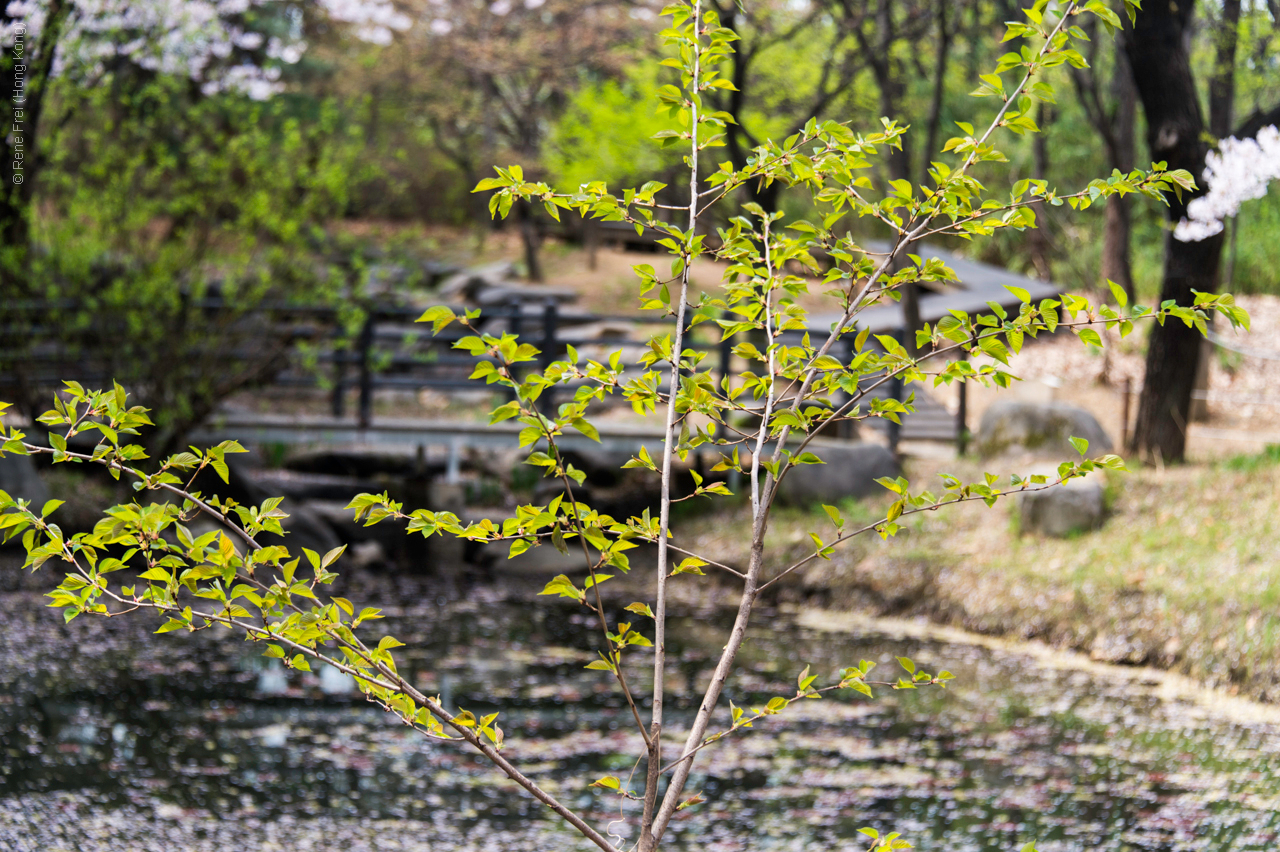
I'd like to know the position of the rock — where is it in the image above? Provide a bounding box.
[976,401,1113,459]
[775,442,899,506]
[1017,469,1106,537]
[362,263,414,300]
[0,453,50,507]
[472,283,580,307]
[436,261,517,302]
[350,540,386,568]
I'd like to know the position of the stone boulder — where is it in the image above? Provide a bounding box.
[0,453,50,507]
[1017,469,1106,537]
[977,401,1112,459]
[775,442,899,506]
[436,261,517,302]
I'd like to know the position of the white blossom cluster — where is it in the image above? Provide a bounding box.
[1175,125,1280,242]
[320,0,410,46]
[2,0,409,100]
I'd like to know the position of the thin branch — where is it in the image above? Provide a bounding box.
[668,544,745,579]
[645,4,703,845]
[20,436,622,852]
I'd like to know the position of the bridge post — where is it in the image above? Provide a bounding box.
[718,311,732,392]
[540,300,557,414]
[956,354,969,457]
[332,343,347,419]
[836,331,854,440]
[887,329,902,454]
[358,313,374,429]
[507,300,522,402]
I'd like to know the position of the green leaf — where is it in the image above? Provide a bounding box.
[1068,436,1089,456]
[572,418,601,443]
[671,557,707,576]
[1108,280,1129,307]
[624,601,655,618]
[378,636,406,652]
[1077,327,1103,348]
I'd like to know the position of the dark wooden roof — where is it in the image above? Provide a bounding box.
[810,241,1061,335]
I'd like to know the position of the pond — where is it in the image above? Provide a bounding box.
[1,572,1278,852]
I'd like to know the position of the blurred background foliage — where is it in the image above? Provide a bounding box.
[2,0,1278,438]
[9,2,1280,284]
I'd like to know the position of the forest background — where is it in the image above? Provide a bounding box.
[0,0,1278,456]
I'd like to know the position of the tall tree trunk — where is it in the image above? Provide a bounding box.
[516,199,543,282]
[1127,0,1225,462]
[1102,33,1137,302]
[1208,0,1241,138]
[1,0,69,261]
[1189,0,1241,422]
[1185,0,1242,423]
[918,0,952,190]
[862,0,921,355]
[1027,103,1054,281]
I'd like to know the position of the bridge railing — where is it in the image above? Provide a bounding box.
[1,297,966,452]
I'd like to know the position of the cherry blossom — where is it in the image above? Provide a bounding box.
[2,0,410,100]
[1175,125,1280,242]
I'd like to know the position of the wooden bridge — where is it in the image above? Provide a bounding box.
[4,240,1059,462]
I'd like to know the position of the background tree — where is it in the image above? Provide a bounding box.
[0,0,409,271]
[1071,11,1138,302]
[1128,0,1280,461]
[0,0,406,451]
[410,0,642,278]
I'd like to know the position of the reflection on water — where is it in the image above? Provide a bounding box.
[2,579,1279,851]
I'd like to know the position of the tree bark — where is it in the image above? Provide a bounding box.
[1127,0,1225,462]
[1,0,69,260]
[919,0,952,190]
[1103,32,1137,302]
[516,199,544,282]
[1208,0,1241,138]
[1189,0,1242,422]
[1027,103,1054,281]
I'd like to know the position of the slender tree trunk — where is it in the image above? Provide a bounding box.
[1102,194,1133,296]
[1189,0,1241,422]
[1,0,68,260]
[517,199,543,282]
[1102,33,1137,302]
[1027,103,1054,281]
[863,0,922,355]
[919,0,952,190]
[1127,0,1225,462]
[1208,0,1241,138]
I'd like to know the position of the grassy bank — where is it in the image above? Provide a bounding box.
[676,446,1280,701]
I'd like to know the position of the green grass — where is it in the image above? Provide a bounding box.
[677,453,1280,700]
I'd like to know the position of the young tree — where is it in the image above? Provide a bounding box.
[0,2,1249,851]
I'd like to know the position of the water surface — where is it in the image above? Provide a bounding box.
[1,576,1278,851]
